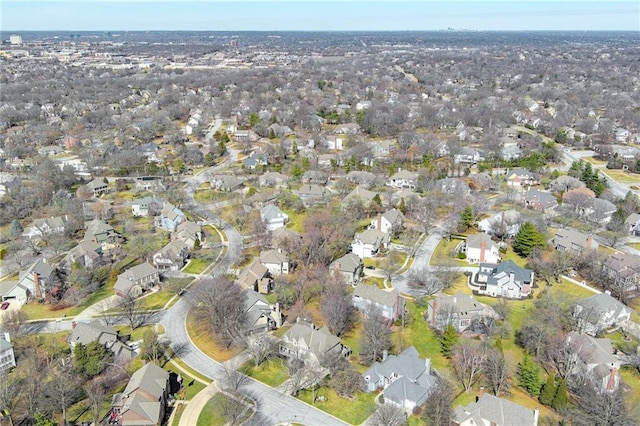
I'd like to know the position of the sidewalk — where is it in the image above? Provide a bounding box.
[178,382,219,426]
[74,295,121,320]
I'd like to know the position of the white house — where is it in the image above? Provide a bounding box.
[351,228,390,259]
[465,233,501,264]
[371,209,404,235]
[475,260,534,299]
[259,249,290,275]
[352,284,404,322]
[260,205,289,231]
[386,169,418,190]
[0,334,16,373]
[574,293,631,336]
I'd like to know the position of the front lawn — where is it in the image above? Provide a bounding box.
[282,208,305,233]
[430,238,465,266]
[241,358,289,387]
[297,387,376,425]
[182,257,210,274]
[163,364,207,400]
[137,289,175,310]
[197,393,234,426]
[186,310,241,362]
[603,169,640,183]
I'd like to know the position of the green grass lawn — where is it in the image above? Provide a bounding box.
[627,242,640,251]
[167,358,213,384]
[197,393,233,426]
[500,246,528,267]
[182,257,210,274]
[193,188,237,204]
[430,238,465,266]
[137,289,175,310]
[241,358,289,387]
[163,365,206,400]
[114,323,161,342]
[203,225,222,243]
[297,387,377,425]
[186,310,241,362]
[282,208,305,233]
[602,169,640,183]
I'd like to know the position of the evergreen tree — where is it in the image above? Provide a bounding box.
[459,205,474,231]
[552,378,569,410]
[9,219,23,239]
[517,354,543,396]
[513,222,546,257]
[539,373,556,406]
[397,197,406,215]
[372,193,382,206]
[439,323,458,359]
[74,343,87,373]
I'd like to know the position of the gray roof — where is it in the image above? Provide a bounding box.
[353,283,399,309]
[20,258,54,281]
[69,320,117,346]
[0,337,13,352]
[260,204,288,222]
[114,263,157,294]
[568,332,617,366]
[259,249,288,265]
[297,184,329,197]
[330,253,362,274]
[382,209,404,225]
[524,189,557,208]
[343,186,378,204]
[481,260,534,287]
[433,292,496,320]
[452,394,538,426]
[355,228,390,246]
[123,363,169,399]
[283,321,342,358]
[554,228,596,251]
[577,293,630,325]
[363,346,425,384]
[244,290,271,330]
[466,232,497,251]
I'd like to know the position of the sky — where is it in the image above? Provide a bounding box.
[2,1,639,32]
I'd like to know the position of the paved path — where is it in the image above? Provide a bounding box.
[74,295,121,320]
[178,382,219,426]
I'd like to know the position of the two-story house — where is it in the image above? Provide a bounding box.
[330,253,364,284]
[238,260,272,294]
[259,249,290,275]
[362,346,437,411]
[351,228,390,259]
[22,215,68,240]
[475,260,534,299]
[427,292,500,333]
[352,284,404,322]
[174,221,203,248]
[114,263,159,298]
[452,394,539,426]
[260,204,289,231]
[602,253,640,292]
[83,219,123,251]
[85,178,109,197]
[567,332,621,393]
[386,169,418,190]
[465,233,501,264]
[153,240,189,272]
[0,259,56,303]
[296,184,331,206]
[553,228,598,254]
[371,209,404,236]
[244,290,283,334]
[574,292,632,336]
[506,168,540,188]
[155,202,185,232]
[69,320,134,360]
[110,363,171,426]
[210,174,244,192]
[63,240,104,270]
[279,320,350,365]
[131,197,164,217]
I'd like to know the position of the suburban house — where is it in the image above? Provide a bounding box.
[567,332,621,393]
[522,190,558,213]
[602,253,640,292]
[624,213,640,237]
[454,147,484,164]
[244,290,283,334]
[574,293,632,336]
[155,202,185,232]
[83,219,123,250]
[614,127,630,143]
[506,168,540,188]
[131,197,164,217]
[452,393,539,426]
[427,292,500,333]
[475,260,534,299]
[296,184,331,206]
[63,240,104,270]
[330,253,364,284]
[210,174,244,192]
[153,240,189,272]
[259,171,289,188]
[351,228,390,259]
[238,260,272,294]
[133,177,166,193]
[260,204,289,231]
[0,334,16,373]
[279,320,350,365]
[259,249,290,275]
[85,178,109,197]
[371,209,404,235]
[301,170,329,185]
[242,153,268,169]
[68,320,134,360]
[114,263,159,298]
[352,284,405,322]
[174,221,203,248]
[465,233,501,264]
[342,186,380,209]
[362,346,437,411]
[110,363,171,426]
[0,259,56,303]
[553,228,598,254]
[478,210,521,239]
[586,198,617,224]
[386,169,418,189]
[22,215,67,239]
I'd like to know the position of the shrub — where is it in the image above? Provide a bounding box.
[457,252,467,260]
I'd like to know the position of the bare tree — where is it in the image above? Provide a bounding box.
[119,289,145,330]
[245,334,277,367]
[140,328,169,364]
[220,358,249,392]
[423,377,456,426]
[483,348,510,396]
[330,366,362,398]
[0,371,23,426]
[320,277,355,337]
[219,392,249,425]
[369,403,407,426]
[452,339,486,393]
[571,385,634,426]
[191,277,247,348]
[45,364,80,426]
[1,309,28,338]
[359,308,392,365]
[83,379,106,426]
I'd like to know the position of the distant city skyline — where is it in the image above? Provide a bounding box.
[2,1,639,32]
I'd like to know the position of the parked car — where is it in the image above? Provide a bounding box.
[365,265,376,270]
[1,301,10,310]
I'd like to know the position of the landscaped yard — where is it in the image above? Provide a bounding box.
[193,188,238,204]
[602,169,640,183]
[182,257,210,274]
[297,387,377,425]
[241,358,289,387]
[163,364,206,400]
[186,310,241,362]
[197,393,235,426]
[430,238,465,266]
[137,289,175,310]
[282,208,305,233]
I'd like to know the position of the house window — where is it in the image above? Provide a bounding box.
[364,375,370,382]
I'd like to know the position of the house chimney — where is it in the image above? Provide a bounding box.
[431,300,438,327]
[586,235,592,251]
[480,240,486,263]
[72,321,77,329]
[377,213,382,231]
[479,386,485,400]
[33,272,42,299]
[3,332,10,343]
[607,367,618,391]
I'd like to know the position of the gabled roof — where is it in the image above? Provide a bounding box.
[466,233,497,251]
[432,292,496,320]
[121,363,169,402]
[568,332,617,366]
[330,253,363,274]
[524,190,557,208]
[382,209,404,225]
[481,260,533,286]
[20,258,53,281]
[84,219,117,238]
[343,186,378,204]
[260,204,288,222]
[87,178,107,190]
[554,228,595,251]
[355,228,390,246]
[576,293,630,325]
[259,249,288,265]
[69,320,117,346]
[453,394,538,426]
[114,263,158,294]
[353,283,399,308]
[389,169,418,180]
[283,321,341,358]
[238,259,269,288]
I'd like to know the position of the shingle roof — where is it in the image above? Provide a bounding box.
[330,253,362,274]
[466,232,497,251]
[69,320,117,346]
[452,394,538,426]
[283,321,341,358]
[353,284,399,308]
[260,204,288,222]
[576,293,630,323]
[259,249,288,265]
